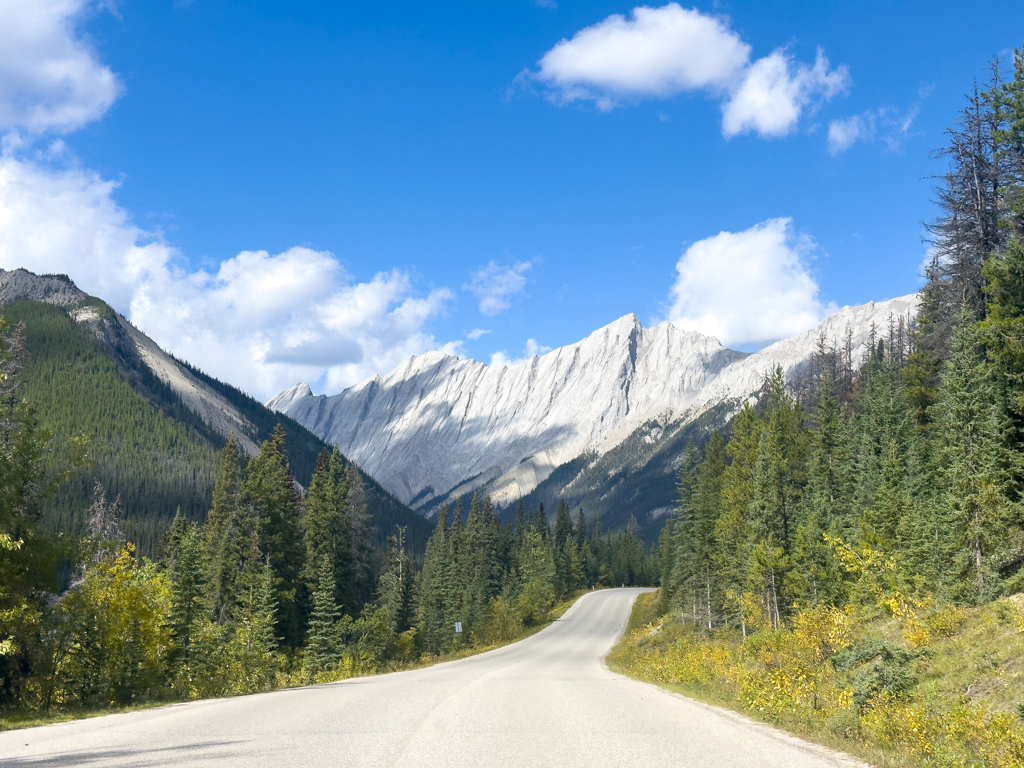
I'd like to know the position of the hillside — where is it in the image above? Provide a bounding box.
[0,269,431,555]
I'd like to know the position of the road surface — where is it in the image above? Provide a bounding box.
[0,588,865,767]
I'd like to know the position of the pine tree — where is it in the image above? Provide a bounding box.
[514,499,526,552]
[346,463,373,608]
[202,438,243,624]
[934,312,1012,601]
[574,508,586,550]
[663,441,699,614]
[553,500,573,597]
[231,549,280,694]
[714,404,762,631]
[790,374,849,606]
[415,506,448,653]
[241,425,305,648]
[304,555,342,677]
[746,369,807,622]
[535,502,548,540]
[302,448,355,616]
[691,431,725,628]
[167,515,205,677]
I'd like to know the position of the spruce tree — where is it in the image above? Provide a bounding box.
[690,431,725,627]
[346,463,373,608]
[201,439,246,624]
[241,425,306,648]
[535,502,548,539]
[416,505,451,653]
[302,448,354,615]
[553,500,573,597]
[663,441,699,613]
[714,404,761,631]
[167,515,205,676]
[790,374,849,606]
[746,370,807,622]
[304,555,342,677]
[934,312,1012,601]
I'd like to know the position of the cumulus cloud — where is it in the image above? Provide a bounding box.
[490,338,552,368]
[827,104,919,155]
[0,155,454,398]
[667,218,836,347]
[465,328,490,340]
[528,3,848,138]
[464,260,531,316]
[0,0,121,134]
[722,49,848,138]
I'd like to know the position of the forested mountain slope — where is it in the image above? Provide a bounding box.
[0,269,430,554]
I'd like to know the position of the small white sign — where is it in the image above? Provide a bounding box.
[454,622,463,633]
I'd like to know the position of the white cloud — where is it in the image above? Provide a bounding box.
[465,328,490,340]
[827,104,919,155]
[0,155,454,399]
[667,218,836,347]
[464,260,531,316]
[722,49,848,138]
[490,338,552,368]
[536,4,749,110]
[529,3,848,138]
[0,0,121,134]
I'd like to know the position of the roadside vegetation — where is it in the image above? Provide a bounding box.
[0,307,655,728]
[611,591,1024,767]
[627,43,1024,767]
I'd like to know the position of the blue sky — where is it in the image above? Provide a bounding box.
[0,1,1022,399]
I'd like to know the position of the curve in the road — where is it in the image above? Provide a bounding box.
[0,588,867,767]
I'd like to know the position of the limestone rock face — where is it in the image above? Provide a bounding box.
[272,295,919,513]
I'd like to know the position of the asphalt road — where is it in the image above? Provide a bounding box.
[0,588,866,767]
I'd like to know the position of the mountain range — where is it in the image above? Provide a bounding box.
[270,295,918,538]
[0,268,432,554]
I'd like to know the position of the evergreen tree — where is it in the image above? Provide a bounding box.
[416,505,452,653]
[714,404,761,632]
[241,425,306,648]
[166,515,204,678]
[690,431,725,627]
[574,508,586,550]
[934,312,1013,601]
[202,438,243,624]
[231,549,280,693]
[535,502,548,540]
[553,500,573,597]
[346,463,373,608]
[304,555,342,677]
[302,448,355,615]
[789,374,849,606]
[746,369,807,623]
[663,441,699,613]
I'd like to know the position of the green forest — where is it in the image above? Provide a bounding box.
[0,297,430,556]
[615,46,1024,767]
[0,346,655,715]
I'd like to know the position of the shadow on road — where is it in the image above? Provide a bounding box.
[0,740,248,767]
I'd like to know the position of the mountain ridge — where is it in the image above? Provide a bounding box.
[271,294,919,525]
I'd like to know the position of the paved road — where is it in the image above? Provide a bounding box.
[0,588,865,767]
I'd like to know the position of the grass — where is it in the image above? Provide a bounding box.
[607,591,1024,768]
